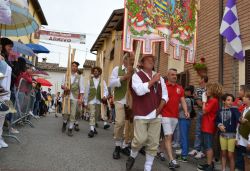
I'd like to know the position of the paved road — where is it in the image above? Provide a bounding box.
[0,114,204,171]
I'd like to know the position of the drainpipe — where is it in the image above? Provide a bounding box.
[232,58,236,96]
[157,42,161,72]
[219,0,224,85]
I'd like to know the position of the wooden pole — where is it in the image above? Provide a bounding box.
[133,41,142,69]
[62,45,71,114]
[55,82,58,114]
[127,41,142,108]
[71,48,76,63]
[100,51,105,120]
[67,48,76,112]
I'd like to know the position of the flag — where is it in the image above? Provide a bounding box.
[0,0,11,24]
[220,0,244,60]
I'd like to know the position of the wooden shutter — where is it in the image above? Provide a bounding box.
[245,50,250,85]
[177,70,189,88]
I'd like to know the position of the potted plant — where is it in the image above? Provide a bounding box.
[193,57,207,76]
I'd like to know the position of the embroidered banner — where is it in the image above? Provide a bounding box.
[123,0,197,63]
[220,0,244,60]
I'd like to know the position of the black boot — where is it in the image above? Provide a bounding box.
[104,124,110,130]
[121,147,131,156]
[62,122,67,133]
[113,146,121,159]
[88,130,95,138]
[139,146,146,156]
[94,128,98,135]
[126,156,135,171]
[67,128,73,137]
[74,124,80,132]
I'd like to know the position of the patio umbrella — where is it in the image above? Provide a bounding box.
[26,43,50,54]
[36,78,53,87]
[13,41,35,56]
[32,70,49,76]
[0,0,39,37]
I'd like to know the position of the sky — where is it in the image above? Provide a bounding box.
[38,0,124,67]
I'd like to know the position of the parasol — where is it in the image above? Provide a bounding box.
[36,78,53,87]
[26,43,50,54]
[32,70,49,76]
[13,41,35,56]
[0,0,39,37]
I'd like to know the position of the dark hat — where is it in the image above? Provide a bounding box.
[0,37,13,47]
[72,61,80,66]
[140,55,155,63]
[91,66,102,75]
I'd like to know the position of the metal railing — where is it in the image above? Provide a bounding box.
[3,78,37,143]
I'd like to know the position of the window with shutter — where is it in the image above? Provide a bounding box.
[245,50,250,85]
[177,70,189,88]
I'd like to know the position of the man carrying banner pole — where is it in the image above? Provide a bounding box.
[61,48,84,137]
[110,52,135,159]
[84,66,109,138]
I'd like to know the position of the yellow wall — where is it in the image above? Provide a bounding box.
[168,46,185,73]
[238,45,250,88]
[96,30,123,86]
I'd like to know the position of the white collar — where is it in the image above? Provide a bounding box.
[93,77,100,80]
[122,64,126,70]
[71,72,77,76]
[141,70,156,80]
[244,106,250,112]
[243,106,250,116]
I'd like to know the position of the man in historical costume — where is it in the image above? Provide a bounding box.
[85,66,109,138]
[123,57,142,156]
[61,61,84,137]
[126,55,168,171]
[110,52,135,159]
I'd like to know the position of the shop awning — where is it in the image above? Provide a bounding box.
[26,43,50,54]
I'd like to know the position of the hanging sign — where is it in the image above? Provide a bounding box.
[35,30,86,44]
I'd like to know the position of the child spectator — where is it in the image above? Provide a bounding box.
[14,65,33,90]
[177,85,195,162]
[216,94,241,171]
[197,83,223,171]
[33,83,42,118]
[236,89,250,171]
[233,85,247,113]
[189,76,208,159]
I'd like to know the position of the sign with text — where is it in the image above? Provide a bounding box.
[35,30,86,44]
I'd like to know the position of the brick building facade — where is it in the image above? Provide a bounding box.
[183,0,250,95]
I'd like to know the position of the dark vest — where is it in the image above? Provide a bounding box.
[88,78,101,102]
[239,110,250,140]
[131,71,162,116]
